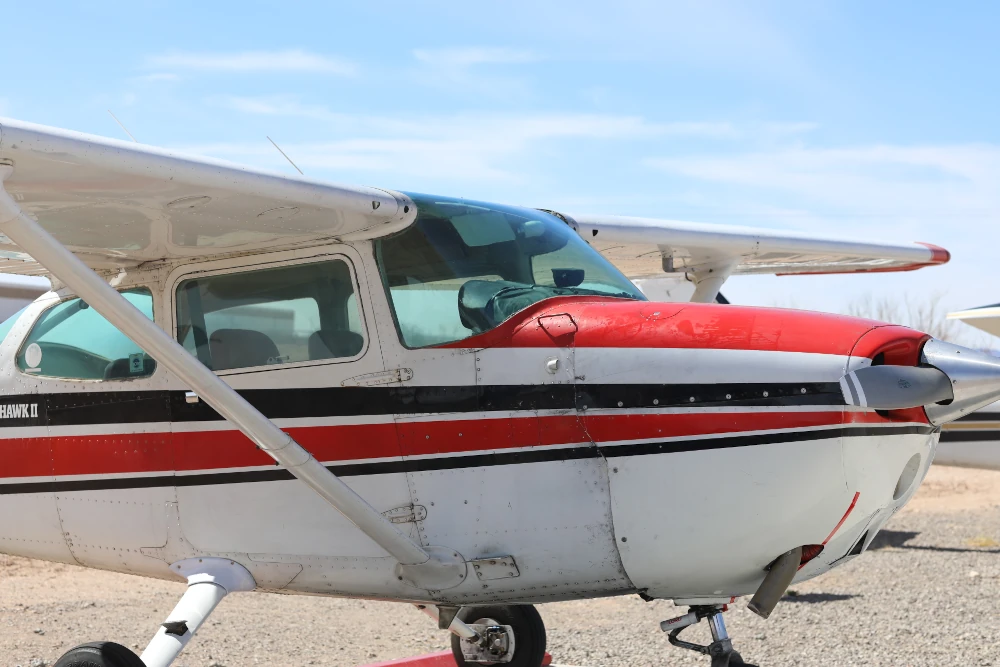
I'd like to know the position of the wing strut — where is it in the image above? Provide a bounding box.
[0,167,464,587]
[688,258,739,303]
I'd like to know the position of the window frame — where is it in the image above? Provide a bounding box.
[15,286,158,383]
[372,239,423,351]
[166,251,370,376]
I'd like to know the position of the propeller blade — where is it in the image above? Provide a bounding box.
[840,365,953,410]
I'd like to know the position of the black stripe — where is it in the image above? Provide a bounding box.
[4,382,846,429]
[0,425,933,495]
[173,382,844,420]
[844,374,860,406]
[46,392,171,427]
[600,424,932,457]
[576,382,843,410]
[940,430,1000,443]
[955,412,1000,422]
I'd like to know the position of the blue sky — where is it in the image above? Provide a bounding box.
[2,1,997,336]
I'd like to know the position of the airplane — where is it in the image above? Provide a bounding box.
[930,304,1000,471]
[0,117,997,667]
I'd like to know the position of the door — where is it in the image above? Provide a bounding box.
[18,285,176,575]
[166,250,413,561]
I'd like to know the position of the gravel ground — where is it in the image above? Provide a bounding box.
[2,466,998,667]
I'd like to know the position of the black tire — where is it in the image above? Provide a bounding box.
[54,642,145,667]
[450,604,546,667]
[729,650,758,667]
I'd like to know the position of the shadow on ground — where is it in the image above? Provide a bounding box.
[781,592,858,603]
[868,529,1000,554]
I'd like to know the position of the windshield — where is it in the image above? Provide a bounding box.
[375,193,645,348]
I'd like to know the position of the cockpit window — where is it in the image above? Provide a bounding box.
[17,289,156,380]
[375,194,645,348]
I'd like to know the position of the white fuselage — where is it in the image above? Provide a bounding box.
[0,242,938,606]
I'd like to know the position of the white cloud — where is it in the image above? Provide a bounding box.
[645,142,1000,317]
[147,49,356,75]
[215,95,341,122]
[761,122,820,137]
[407,47,541,99]
[135,72,180,82]
[479,1,816,83]
[188,99,740,184]
[646,144,1000,218]
[412,47,538,67]
[214,94,736,140]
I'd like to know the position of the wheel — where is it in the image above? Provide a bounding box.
[450,604,547,667]
[54,641,145,667]
[729,650,758,667]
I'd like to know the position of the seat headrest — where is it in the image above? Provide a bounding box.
[308,330,364,360]
[209,328,280,371]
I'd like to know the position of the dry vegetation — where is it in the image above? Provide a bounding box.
[843,292,959,340]
[840,292,996,351]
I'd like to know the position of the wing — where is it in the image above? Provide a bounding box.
[0,118,415,275]
[562,213,949,279]
[0,273,49,319]
[948,304,1000,338]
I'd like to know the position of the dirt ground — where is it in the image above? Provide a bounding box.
[904,464,1000,512]
[2,465,999,667]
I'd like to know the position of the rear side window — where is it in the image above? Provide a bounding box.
[175,260,364,372]
[17,289,156,380]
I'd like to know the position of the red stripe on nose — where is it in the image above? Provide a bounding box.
[822,491,861,545]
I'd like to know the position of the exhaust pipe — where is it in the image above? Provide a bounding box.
[747,546,802,620]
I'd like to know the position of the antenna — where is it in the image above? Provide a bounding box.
[107,110,138,143]
[267,136,304,175]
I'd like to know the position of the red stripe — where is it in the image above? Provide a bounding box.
[822,491,860,545]
[51,433,174,477]
[0,437,54,478]
[2,411,896,480]
[360,651,457,667]
[173,423,401,473]
[360,651,552,667]
[917,242,951,265]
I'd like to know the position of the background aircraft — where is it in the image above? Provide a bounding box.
[928,304,1000,471]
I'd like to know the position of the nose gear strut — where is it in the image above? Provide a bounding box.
[661,605,756,667]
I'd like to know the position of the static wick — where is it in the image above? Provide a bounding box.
[107,110,138,143]
[267,136,304,175]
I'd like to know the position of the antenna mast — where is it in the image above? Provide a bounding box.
[107,110,138,143]
[267,136,304,175]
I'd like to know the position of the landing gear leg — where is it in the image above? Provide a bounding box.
[662,605,756,667]
[53,558,254,667]
[139,558,256,667]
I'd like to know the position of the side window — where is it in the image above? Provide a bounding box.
[17,289,156,380]
[175,260,364,372]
